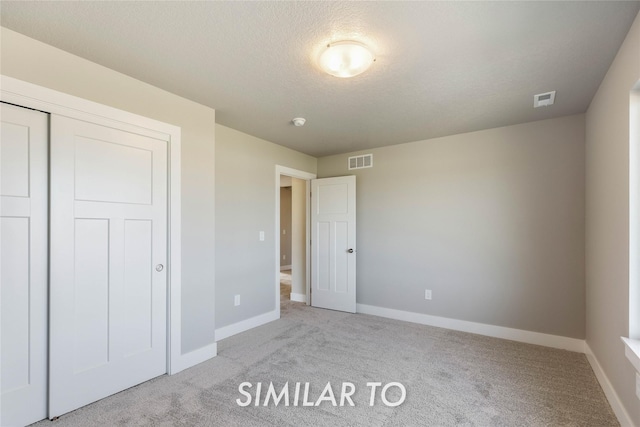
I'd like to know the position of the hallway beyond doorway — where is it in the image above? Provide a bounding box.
[280,269,291,300]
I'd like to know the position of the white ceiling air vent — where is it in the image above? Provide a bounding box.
[348,154,373,170]
[533,91,556,108]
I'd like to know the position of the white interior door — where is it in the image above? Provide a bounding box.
[311,176,356,313]
[49,115,168,418]
[0,103,49,426]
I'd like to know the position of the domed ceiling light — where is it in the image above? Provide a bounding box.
[318,41,375,78]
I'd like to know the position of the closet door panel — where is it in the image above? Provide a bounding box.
[49,115,168,418]
[0,103,49,427]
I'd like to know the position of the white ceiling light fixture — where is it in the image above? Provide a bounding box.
[318,41,375,78]
[292,117,306,127]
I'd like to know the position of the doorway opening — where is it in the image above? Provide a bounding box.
[279,179,293,301]
[275,166,316,316]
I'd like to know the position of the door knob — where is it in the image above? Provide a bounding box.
[347,249,354,253]
[155,264,164,272]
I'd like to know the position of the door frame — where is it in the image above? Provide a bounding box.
[630,81,640,339]
[0,75,188,375]
[275,166,316,313]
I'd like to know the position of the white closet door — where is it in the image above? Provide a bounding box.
[49,115,168,418]
[1,103,49,426]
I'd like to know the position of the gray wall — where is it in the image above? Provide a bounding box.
[1,27,216,354]
[585,10,640,424]
[318,115,586,339]
[280,187,292,267]
[215,124,316,328]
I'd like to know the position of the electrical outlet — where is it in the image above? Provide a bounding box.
[283,255,286,260]
[636,373,640,400]
[283,229,286,235]
[424,290,432,300]
[234,295,241,306]
[259,231,265,241]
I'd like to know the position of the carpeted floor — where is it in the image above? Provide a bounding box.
[280,270,292,300]
[32,300,618,427]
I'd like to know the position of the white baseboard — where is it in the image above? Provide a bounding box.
[584,342,634,427]
[290,292,306,303]
[356,304,585,352]
[215,310,279,341]
[170,342,217,374]
[280,265,291,271]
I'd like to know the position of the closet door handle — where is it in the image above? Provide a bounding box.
[155,264,164,272]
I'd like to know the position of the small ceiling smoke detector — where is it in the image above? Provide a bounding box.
[534,91,556,108]
[292,117,306,127]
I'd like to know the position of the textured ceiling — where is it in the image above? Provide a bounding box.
[1,1,639,157]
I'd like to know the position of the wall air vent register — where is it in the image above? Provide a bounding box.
[348,154,373,170]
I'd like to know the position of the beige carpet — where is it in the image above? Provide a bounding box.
[32,300,618,426]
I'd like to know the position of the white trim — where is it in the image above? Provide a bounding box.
[167,115,185,374]
[585,342,635,427]
[305,179,311,306]
[0,75,187,375]
[280,265,292,271]
[630,87,640,339]
[215,310,279,341]
[275,166,316,315]
[290,293,306,303]
[169,343,218,374]
[622,337,640,375]
[1,76,175,139]
[356,303,585,352]
[277,165,316,181]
